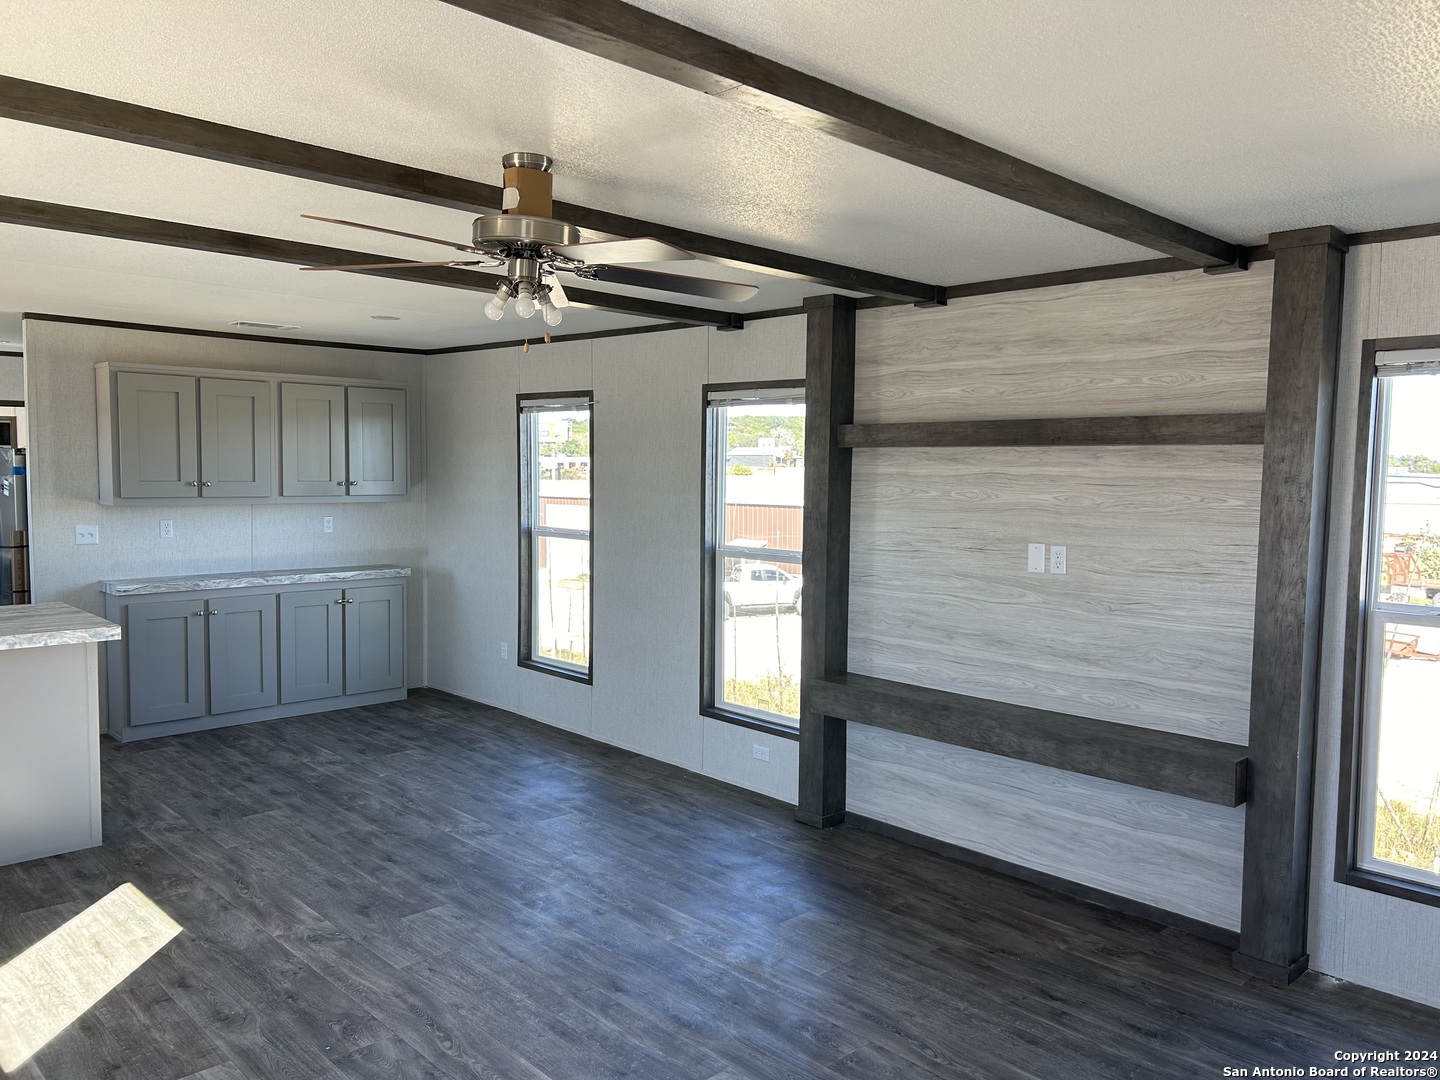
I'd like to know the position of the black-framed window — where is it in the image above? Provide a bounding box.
[1338,341,1440,906]
[701,383,804,737]
[519,394,591,682]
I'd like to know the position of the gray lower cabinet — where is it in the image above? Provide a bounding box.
[109,575,408,741]
[345,584,406,693]
[127,598,206,726]
[280,589,344,703]
[207,593,279,714]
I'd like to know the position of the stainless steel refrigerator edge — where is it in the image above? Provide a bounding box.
[1,443,30,605]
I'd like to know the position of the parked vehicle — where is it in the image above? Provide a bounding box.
[723,562,802,617]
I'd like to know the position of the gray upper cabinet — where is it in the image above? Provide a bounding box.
[115,372,199,498]
[98,364,406,504]
[280,382,408,497]
[280,383,347,496]
[347,387,409,496]
[199,378,273,498]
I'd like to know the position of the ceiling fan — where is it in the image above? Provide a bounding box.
[301,152,759,326]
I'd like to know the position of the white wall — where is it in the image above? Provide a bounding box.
[0,354,22,400]
[1309,236,1440,1008]
[424,317,805,803]
[21,318,427,687]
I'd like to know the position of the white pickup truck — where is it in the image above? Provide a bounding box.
[723,562,802,617]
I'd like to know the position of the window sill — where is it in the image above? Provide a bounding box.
[518,659,592,685]
[701,706,800,741]
[1339,866,1440,910]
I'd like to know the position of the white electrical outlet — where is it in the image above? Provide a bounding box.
[159,519,174,539]
[323,516,334,534]
[1027,542,1046,573]
[752,744,770,762]
[1050,545,1067,575]
[75,525,99,545]
[499,642,508,660]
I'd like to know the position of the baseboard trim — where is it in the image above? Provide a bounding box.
[1232,950,1310,985]
[844,812,1241,949]
[794,809,846,829]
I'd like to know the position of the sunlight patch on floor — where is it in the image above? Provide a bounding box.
[0,883,181,1072]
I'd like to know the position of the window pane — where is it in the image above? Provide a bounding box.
[536,409,590,531]
[1366,618,1440,882]
[718,555,801,723]
[1374,374,1440,607]
[534,535,590,669]
[722,403,804,553]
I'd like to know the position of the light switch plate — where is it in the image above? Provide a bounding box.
[1027,543,1046,573]
[1050,545,1067,575]
[75,525,99,545]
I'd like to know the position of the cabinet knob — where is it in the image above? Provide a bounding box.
[337,480,346,486]
[346,480,359,487]
[202,481,213,487]
[194,610,206,617]
[188,480,200,487]
[335,597,354,604]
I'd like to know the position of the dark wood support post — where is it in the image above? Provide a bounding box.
[796,294,856,829]
[1234,225,1348,984]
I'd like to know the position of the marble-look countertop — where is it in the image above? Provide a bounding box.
[0,602,122,650]
[100,564,412,596]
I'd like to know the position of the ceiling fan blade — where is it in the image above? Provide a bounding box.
[546,276,570,308]
[546,237,693,265]
[581,264,759,302]
[300,260,490,271]
[301,214,484,254]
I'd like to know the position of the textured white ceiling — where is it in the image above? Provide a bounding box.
[630,0,1440,242]
[1,0,1437,348]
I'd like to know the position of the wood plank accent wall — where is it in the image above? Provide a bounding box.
[1234,226,1348,985]
[840,265,1273,930]
[854,268,1273,424]
[796,295,856,828]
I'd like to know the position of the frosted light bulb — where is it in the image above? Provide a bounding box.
[514,290,537,319]
[543,302,562,326]
[483,300,505,320]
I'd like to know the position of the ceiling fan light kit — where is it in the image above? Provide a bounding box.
[302,152,760,332]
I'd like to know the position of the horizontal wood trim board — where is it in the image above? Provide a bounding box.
[843,813,1242,947]
[837,413,1267,448]
[810,673,1249,806]
[0,74,934,302]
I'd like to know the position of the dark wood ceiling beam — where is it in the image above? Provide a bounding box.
[0,196,735,327]
[0,74,936,302]
[441,0,1240,268]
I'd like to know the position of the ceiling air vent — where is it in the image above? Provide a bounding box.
[228,320,301,331]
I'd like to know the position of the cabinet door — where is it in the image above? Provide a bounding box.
[116,372,198,498]
[346,387,408,496]
[344,584,405,694]
[280,383,346,496]
[199,378,273,497]
[206,593,279,714]
[127,599,206,726]
[279,589,344,703]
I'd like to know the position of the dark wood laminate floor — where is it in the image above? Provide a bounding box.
[1,691,1436,1080]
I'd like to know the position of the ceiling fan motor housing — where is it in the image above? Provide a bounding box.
[500,151,555,217]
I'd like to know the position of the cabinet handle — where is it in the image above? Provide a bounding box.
[337,480,346,486]
[202,481,213,487]
[346,480,359,487]
[336,597,354,604]
[194,610,206,617]
[206,609,218,616]
[188,480,200,487]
